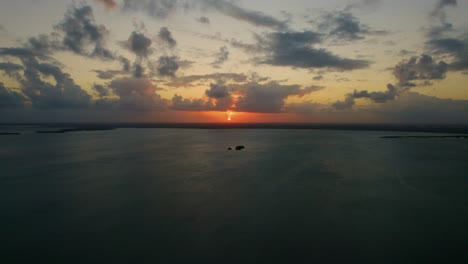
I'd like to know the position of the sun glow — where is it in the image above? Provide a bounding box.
[227,111,233,121]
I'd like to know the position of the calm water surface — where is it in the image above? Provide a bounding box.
[1,128,467,263]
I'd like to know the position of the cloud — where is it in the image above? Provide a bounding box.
[95,0,118,9]
[133,63,145,78]
[393,54,448,87]
[298,85,325,96]
[124,31,153,58]
[315,10,388,41]
[158,27,177,48]
[54,5,114,59]
[157,56,179,76]
[0,47,41,58]
[0,83,25,108]
[235,81,318,113]
[333,83,398,109]
[171,94,233,112]
[428,38,468,70]
[0,49,93,109]
[205,83,230,98]
[254,31,369,70]
[424,0,468,70]
[96,77,167,111]
[27,34,61,55]
[166,72,248,88]
[211,46,229,68]
[430,0,457,22]
[119,56,132,72]
[203,0,287,30]
[369,92,468,124]
[172,78,320,113]
[93,69,125,80]
[121,0,179,18]
[17,58,91,109]
[93,84,109,97]
[345,0,382,11]
[0,62,24,78]
[196,16,211,24]
[333,54,448,110]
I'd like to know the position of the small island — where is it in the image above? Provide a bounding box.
[381,135,468,139]
[0,132,21,136]
[35,127,115,134]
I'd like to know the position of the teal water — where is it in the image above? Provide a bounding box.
[1,128,467,263]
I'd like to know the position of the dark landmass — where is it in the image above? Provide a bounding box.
[1,122,468,134]
[235,146,245,150]
[0,132,21,135]
[382,135,468,139]
[35,127,115,134]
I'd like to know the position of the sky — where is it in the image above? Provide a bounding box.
[0,0,467,123]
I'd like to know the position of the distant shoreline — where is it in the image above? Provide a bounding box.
[2,123,468,134]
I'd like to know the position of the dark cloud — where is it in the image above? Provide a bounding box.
[428,38,468,70]
[122,0,179,18]
[369,92,468,124]
[424,0,468,70]
[171,94,233,112]
[55,5,114,59]
[298,85,325,96]
[393,54,448,87]
[196,16,211,24]
[315,10,388,42]
[157,56,179,77]
[254,31,369,70]
[212,46,229,68]
[345,0,382,11]
[334,54,448,110]
[0,83,25,108]
[93,84,109,97]
[0,47,40,58]
[172,78,319,113]
[96,77,167,111]
[93,69,125,80]
[426,0,457,38]
[0,62,24,78]
[203,0,287,30]
[166,72,247,88]
[313,75,324,81]
[119,56,132,72]
[430,0,457,22]
[158,27,177,48]
[235,82,318,113]
[27,34,61,55]
[333,83,398,110]
[124,31,153,58]
[20,58,92,109]
[177,60,195,69]
[0,48,93,109]
[133,63,145,78]
[95,0,118,9]
[228,38,261,53]
[101,0,287,30]
[399,49,416,56]
[205,83,230,98]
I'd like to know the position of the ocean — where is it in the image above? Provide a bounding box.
[1,127,467,263]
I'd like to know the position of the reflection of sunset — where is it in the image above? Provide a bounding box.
[194,111,305,123]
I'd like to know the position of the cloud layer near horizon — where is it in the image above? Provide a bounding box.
[0,0,467,123]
